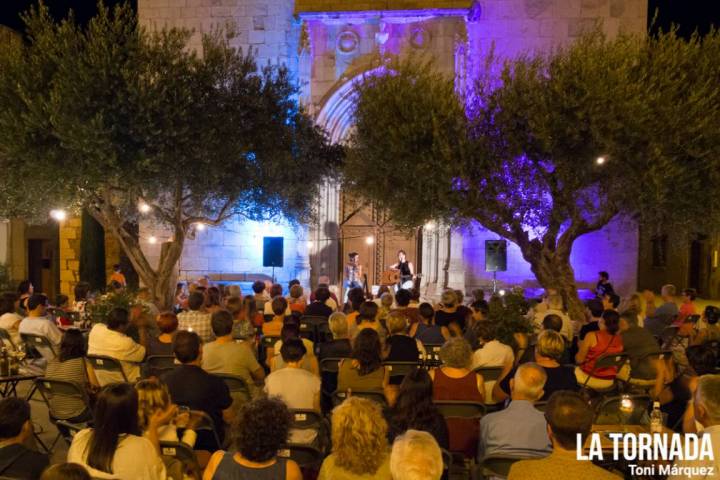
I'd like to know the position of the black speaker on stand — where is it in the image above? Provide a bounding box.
[485,239,507,293]
[263,237,284,283]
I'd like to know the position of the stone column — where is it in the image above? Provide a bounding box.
[446,228,466,292]
[308,180,340,289]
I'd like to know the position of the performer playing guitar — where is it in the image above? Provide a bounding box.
[389,250,415,290]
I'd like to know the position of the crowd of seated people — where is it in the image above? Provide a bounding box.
[2,274,720,479]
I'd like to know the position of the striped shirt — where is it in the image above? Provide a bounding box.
[44,357,90,419]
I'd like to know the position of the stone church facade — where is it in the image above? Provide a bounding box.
[137,0,647,298]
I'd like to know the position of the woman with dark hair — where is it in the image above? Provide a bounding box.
[575,310,624,390]
[146,312,179,357]
[45,329,99,421]
[68,383,172,479]
[40,463,91,480]
[17,280,33,314]
[269,322,318,374]
[337,328,389,399]
[205,287,224,314]
[693,306,720,345]
[387,368,449,449]
[202,397,302,480]
[0,292,21,346]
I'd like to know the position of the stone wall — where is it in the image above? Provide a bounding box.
[59,218,81,298]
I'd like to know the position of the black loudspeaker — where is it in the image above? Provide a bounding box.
[263,237,284,267]
[485,240,507,272]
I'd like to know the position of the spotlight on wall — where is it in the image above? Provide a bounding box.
[138,202,151,214]
[50,209,67,222]
[596,155,607,165]
[148,236,157,244]
[195,223,206,231]
[365,236,375,245]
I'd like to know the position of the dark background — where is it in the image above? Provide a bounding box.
[0,1,719,36]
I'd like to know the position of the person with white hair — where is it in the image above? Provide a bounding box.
[478,363,551,462]
[390,430,443,480]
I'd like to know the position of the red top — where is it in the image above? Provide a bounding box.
[581,330,623,379]
[433,368,483,457]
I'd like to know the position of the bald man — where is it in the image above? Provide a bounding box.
[478,363,552,461]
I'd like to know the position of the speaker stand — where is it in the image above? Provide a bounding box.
[271,266,276,284]
[492,271,498,294]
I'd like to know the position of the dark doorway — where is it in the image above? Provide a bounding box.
[27,238,54,298]
[688,237,709,295]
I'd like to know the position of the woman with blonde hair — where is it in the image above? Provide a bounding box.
[135,379,197,447]
[318,396,392,479]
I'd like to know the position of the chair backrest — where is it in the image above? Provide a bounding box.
[591,353,629,373]
[159,441,202,480]
[434,400,486,419]
[423,344,443,367]
[383,361,419,380]
[143,355,177,378]
[0,328,16,349]
[35,377,91,421]
[480,455,524,478]
[289,409,325,430]
[214,374,251,395]
[261,335,281,349]
[188,410,222,449]
[332,390,387,407]
[473,366,504,381]
[320,357,343,374]
[277,443,324,468]
[86,355,129,382]
[533,401,548,412]
[20,332,56,358]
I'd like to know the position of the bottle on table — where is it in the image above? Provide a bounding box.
[650,401,663,433]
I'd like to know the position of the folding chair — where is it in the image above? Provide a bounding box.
[472,366,504,382]
[189,410,222,451]
[143,355,177,378]
[626,351,665,389]
[332,389,387,407]
[659,326,679,348]
[477,454,525,479]
[433,400,486,420]
[214,373,251,403]
[533,401,548,412]
[580,353,629,393]
[277,443,325,469]
[160,441,202,480]
[0,328,17,350]
[383,361,419,383]
[423,344,443,367]
[20,333,57,360]
[86,354,132,384]
[34,377,92,451]
[300,316,330,344]
[320,357,344,412]
[594,394,651,426]
[289,409,330,453]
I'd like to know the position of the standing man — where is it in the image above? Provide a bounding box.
[595,271,614,298]
[344,252,363,299]
[109,264,127,288]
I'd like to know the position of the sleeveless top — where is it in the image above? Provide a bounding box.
[212,452,287,480]
[397,261,412,281]
[432,368,483,457]
[581,330,623,379]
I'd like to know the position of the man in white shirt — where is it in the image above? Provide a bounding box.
[88,308,146,385]
[19,294,62,362]
[669,374,720,479]
[472,321,514,369]
[264,338,321,444]
[533,294,573,341]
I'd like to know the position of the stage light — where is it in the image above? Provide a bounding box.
[148,236,157,244]
[424,220,436,231]
[498,289,506,296]
[596,156,606,165]
[307,240,314,249]
[365,236,375,245]
[138,202,151,214]
[50,209,67,222]
[195,223,206,231]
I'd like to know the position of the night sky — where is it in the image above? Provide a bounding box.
[0,1,718,36]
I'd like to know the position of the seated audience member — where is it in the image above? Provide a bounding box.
[87,308,146,384]
[45,329,98,421]
[624,293,645,327]
[202,310,265,385]
[40,463,91,480]
[202,398,302,480]
[430,338,484,457]
[233,295,261,338]
[146,312,178,357]
[136,379,197,448]
[344,288,365,329]
[0,293,22,347]
[377,293,395,328]
[643,285,678,337]
[338,328,389,398]
[352,301,387,340]
[263,284,289,315]
[575,310,623,390]
[494,330,577,403]
[693,305,720,345]
[0,398,49,479]
[579,299,604,340]
[601,291,621,313]
[204,287,224,315]
[464,300,489,349]
[177,291,214,343]
[162,331,233,451]
[387,368,449,450]
[318,396,392,480]
[224,284,241,300]
[534,294,573,341]
[287,284,307,314]
[19,294,62,361]
[385,312,424,379]
[411,302,448,345]
[17,280,33,314]
[390,430,443,480]
[653,344,717,432]
[471,321,514,369]
[251,280,269,312]
[68,383,168,480]
[667,374,720,479]
[393,289,420,325]
[265,338,321,443]
[318,312,352,360]
[270,323,318,375]
[434,290,467,335]
[508,391,619,479]
[262,297,288,337]
[664,315,698,372]
[675,288,697,325]
[618,310,659,381]
[479,363,551,461]
[306,286,334,318]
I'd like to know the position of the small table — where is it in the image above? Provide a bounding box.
[0,373,40,398]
